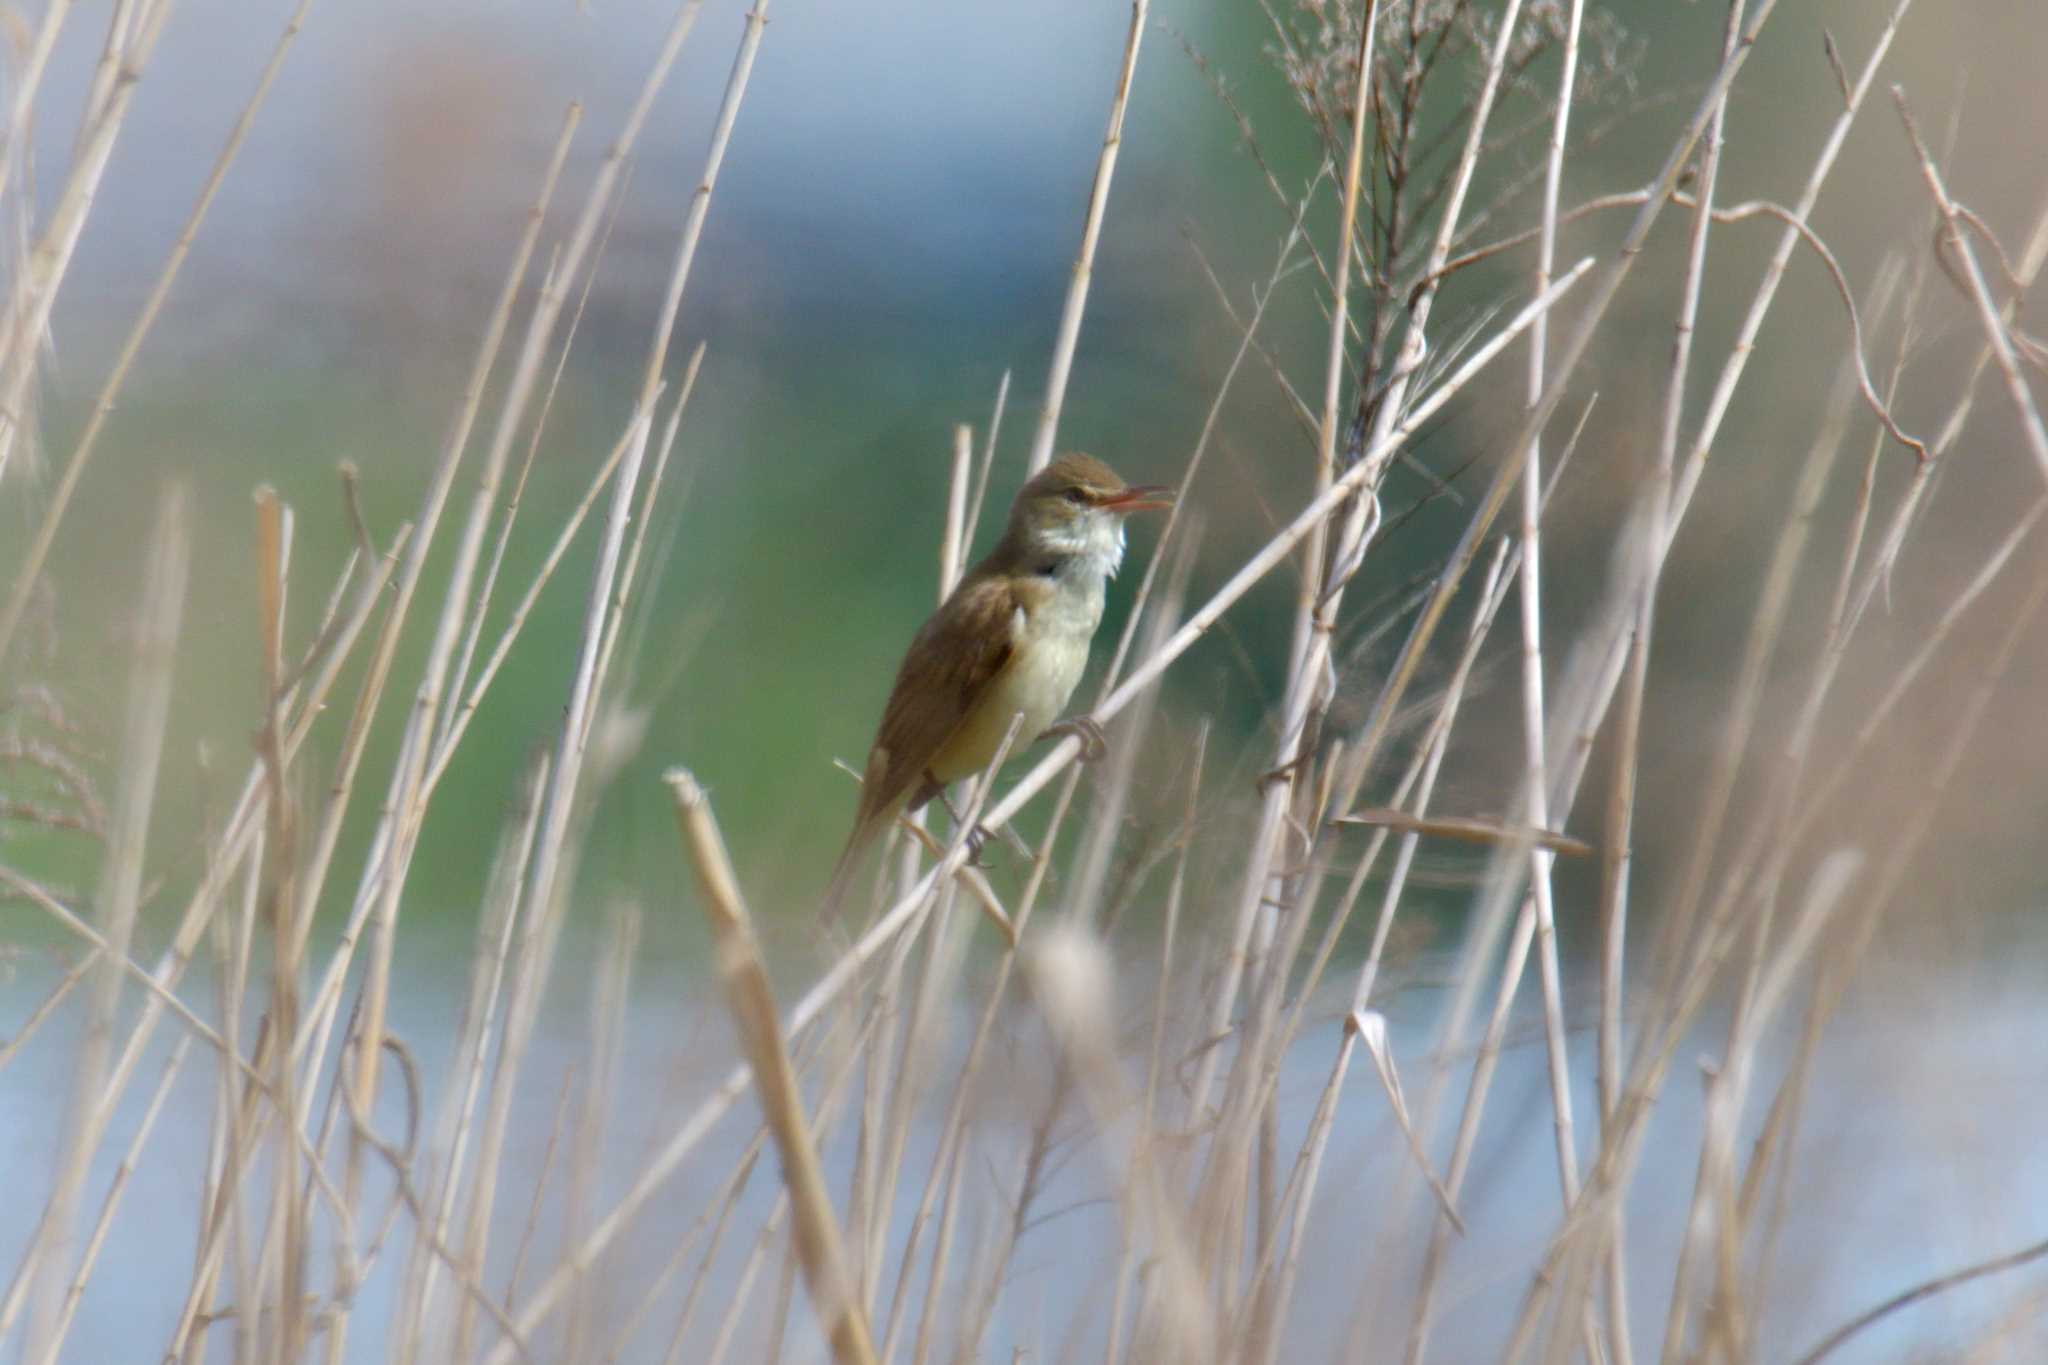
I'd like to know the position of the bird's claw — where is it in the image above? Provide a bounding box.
[964,823,994,868]
[1045,714,1109,763]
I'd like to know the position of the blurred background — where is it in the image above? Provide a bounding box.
[18,0,2039,932]
[7,0,2048,1359]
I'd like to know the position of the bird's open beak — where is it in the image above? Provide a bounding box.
[1099,484,1174,513]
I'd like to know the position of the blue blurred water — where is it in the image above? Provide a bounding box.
[6,938,2048,1362]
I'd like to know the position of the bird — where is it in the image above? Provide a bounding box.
[819,453,1171,924]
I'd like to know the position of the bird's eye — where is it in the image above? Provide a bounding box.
[1065,487,1090,505]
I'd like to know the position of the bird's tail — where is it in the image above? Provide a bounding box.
[817,814,880,928]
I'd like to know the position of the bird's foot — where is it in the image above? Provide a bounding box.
[936,787,1006,868]
[1043,714,1109,763]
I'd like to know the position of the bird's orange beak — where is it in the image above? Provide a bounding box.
[1099,484,1174,513]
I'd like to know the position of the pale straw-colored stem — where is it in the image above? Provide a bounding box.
[1184,0,1383,1142]
[1667,0,1918,528]
[670,769,878,1365]
[1894,87,2048,480]
[1025,0,1147,475]
[13,489,186,1362]
[1263,538,1516,1365]
[0,0,173,484]
[0,0,318,665]
[1519,0,1591,1322]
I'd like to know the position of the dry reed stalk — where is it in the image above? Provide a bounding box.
[667,769,879,1365]
[347,14,720,1302]
[1790,496,2048,841]
[1330,0,1793,860]
[582,351,702,752]
[1827,232,1939,633]
[894,652,1105,1356]
[1318,26,1806,1347]
[1667,0,1919,528]
[1027,924,1211,1362]
[1333,809,1593,857]
[10,487,186,1363]
[210,831,266,1365]
[1634,204,2048,1236]
[666,1016,866,1362]
[850,712,1028,1311]
[1502,478,2048,1359]
[440,242,591,746]
[1182,196,1329,447]
[1594,8,1742,1359]
[879,761,1094,1359]
[1818,188,2039,663]
[843,768,1028,1280]
[1238,47,1562,1303]
[1417,13,1941,1342]
[857,858,964,1307]
[283,104,580,1080]
[1742,565,2048,1362]
[828,425,981,1222]
[612,1129,766,1362]
[506,1074,577,1308]
[391,751,551,1365]
[0,952,93,1075]
[0,0,319,667]
[702,1190,793,1365]
[1622,849,1864,1364]
[49,1034,193,1349]
[0,0,171,485]
[1200,3,1565,1306]
[459,11,773,1351]
[1101,719,1204,1365]
[1258,538,1518,1363]
[846,916,912,1306]
[0,2,72,218]
[941,423,973,593]
[1247,412,1581,1351]
[1095,179,1318,703]
[1519,0,1589,1306]
[1893,89,2048,479]
[1185,0,1383,1154]
[1092,256,1586,1159]
[1792,1230,2048,1365]
[561,904,642,1361]
[252,486,316,1362]
[0,864,239,1061]
[420,371,692,802]
[1643,293,1883,1358]
[1548,146,2009,1259]
[958,370,1010,555]
[335,99,596,1320]
[494,0,760,1099]
[72,0,144,137]
[1066,520,1199,926]
[1024,0,1148,476]
[15,1,2047,1358]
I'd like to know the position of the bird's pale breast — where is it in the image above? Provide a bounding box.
[930,593,1097,783]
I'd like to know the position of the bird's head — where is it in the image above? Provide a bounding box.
[1006,453,1172,578]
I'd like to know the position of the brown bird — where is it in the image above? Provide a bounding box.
[819,453,1171,923]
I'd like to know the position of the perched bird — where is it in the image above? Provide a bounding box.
[820,453,1170,923]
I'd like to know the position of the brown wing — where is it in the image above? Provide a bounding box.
[819,571,1022,926]
[857,571,1020,827]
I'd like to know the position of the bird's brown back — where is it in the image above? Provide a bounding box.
[854,567,1021,829]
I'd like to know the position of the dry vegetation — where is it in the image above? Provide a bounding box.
[3,0,2048,1361]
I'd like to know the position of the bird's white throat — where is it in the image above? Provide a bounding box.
[1037,509,1127,581]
